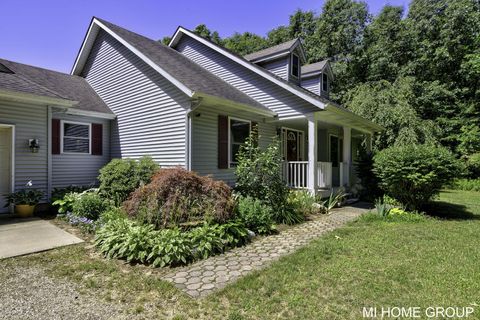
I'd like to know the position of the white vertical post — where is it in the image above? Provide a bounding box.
[343,126,351,187]
[307,113,318,194]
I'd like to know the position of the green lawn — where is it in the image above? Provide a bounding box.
[1,190,479,319]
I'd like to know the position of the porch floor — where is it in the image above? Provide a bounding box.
[0,217,83,259]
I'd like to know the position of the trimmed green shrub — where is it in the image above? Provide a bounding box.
[95,219,249,267]
[373,144,459,210]
[124,168,235,229]
[235,196,276,235]
[449,178,480,191]
[99,156,159,205]
[71,190,112,220]
[235,132,291,223]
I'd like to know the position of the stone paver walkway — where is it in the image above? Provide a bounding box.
[163,203,371,297]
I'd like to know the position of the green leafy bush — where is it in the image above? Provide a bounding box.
[99,156,159,205]
[52,192,80,214]
[71,190,112,220]
[287,191,321,216]
[373,144,459,210]
[51,185,91,203]
[124,168,235,229]
[235,133,291,222]
[235,196,276,235]
[95,219,249,267]
[5,189,43,206]
[449,178,480,191]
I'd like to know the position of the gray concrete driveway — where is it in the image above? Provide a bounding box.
[0,217,83,259]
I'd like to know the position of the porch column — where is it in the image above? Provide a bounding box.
[342,126,352,186]
[307,113,318,194]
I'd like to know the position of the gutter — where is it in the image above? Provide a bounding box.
[0,89,78,107]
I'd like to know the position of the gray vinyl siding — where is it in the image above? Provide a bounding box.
[191,104,277,186]
[259,57,289,81]
[301,76,321,96]
[81,30,190,167]
[0,100,48,200]
[51,112,111,188]
[174,36,318,118]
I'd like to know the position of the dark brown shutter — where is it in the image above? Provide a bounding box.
[52,119,60,154]
[91,123,103,156]
[218,115,228,169]
[251,121,259,147]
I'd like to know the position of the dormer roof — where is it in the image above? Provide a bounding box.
[301,59,334,80]
[244,38,306,63]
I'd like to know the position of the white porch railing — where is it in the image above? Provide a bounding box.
[282,161,333,189]
[282,161,308,189]
[317,162,332,189]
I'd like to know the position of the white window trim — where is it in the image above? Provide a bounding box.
[281,127,305,161]
[228,116,251,168]
[60,120,92,155]
[290,53,300,79]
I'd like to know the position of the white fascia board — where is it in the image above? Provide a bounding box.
[193,92,277,117]
[169,28,326,110]
[71,18,98,75]
[0,89,77,107]
[72,19,194,98]
[65,108,117,120]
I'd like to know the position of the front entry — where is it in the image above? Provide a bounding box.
[329,135,343,187]
[281,128,304,161]
[0,126,13,213]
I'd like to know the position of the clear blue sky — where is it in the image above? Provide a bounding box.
[1,0,409,73]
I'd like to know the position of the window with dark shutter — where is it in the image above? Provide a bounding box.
[218,115,229,169]
[229,118,251,166]
[91,123,103,156]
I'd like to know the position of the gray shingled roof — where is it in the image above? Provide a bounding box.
[244,39,298,62]
[301,60,328,76]
[96,18,271,114]
[0,58,112,114]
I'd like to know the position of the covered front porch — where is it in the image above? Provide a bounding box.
[275,111,375,194]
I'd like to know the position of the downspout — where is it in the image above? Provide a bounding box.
[185,96,203,171]
[47,106,52,200]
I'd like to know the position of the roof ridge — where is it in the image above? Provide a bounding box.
[244,38,298,59]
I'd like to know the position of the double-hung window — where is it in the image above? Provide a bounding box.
[62,121,91,154]
[229,118,251,166]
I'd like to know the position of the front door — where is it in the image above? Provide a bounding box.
[0,127,12,213]
[330,135,343,187]
[282,128,304,161]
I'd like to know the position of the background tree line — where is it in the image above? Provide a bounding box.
[161,0,480,159]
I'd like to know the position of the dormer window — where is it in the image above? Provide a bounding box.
[291,53,300,78]
[322,73,328,91]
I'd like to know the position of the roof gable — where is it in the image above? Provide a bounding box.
[72,18,273,116]
[169,27,328,111]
